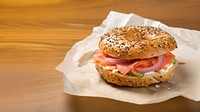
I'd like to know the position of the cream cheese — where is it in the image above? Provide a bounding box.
[112,69,119,73]
[102,63,174,76]
[102,66,113,70]
[102,66,119,73]
[144,71,158,76]
[144,63,174,76]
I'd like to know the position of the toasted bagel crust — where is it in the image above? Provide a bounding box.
[95,63,177,87]
[99,26,177,60]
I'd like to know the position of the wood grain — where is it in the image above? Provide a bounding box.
[0,0,199,112]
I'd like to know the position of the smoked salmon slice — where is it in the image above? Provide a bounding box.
[93,51,175,75]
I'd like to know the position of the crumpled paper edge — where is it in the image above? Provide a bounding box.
[56,11,200,104]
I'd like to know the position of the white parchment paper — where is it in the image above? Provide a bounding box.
[56,11,200,104]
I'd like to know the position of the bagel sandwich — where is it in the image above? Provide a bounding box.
[93,26,178,87]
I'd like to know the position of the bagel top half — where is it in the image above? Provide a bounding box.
[99,26,177,60]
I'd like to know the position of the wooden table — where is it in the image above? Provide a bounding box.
[0,0,199,112]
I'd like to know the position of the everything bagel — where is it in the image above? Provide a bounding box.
[99,26,177,60]
[93,26,178,87]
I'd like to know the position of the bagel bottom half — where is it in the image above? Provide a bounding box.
[95,62,177,87]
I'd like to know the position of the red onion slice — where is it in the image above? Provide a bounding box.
[135,55,165,73]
